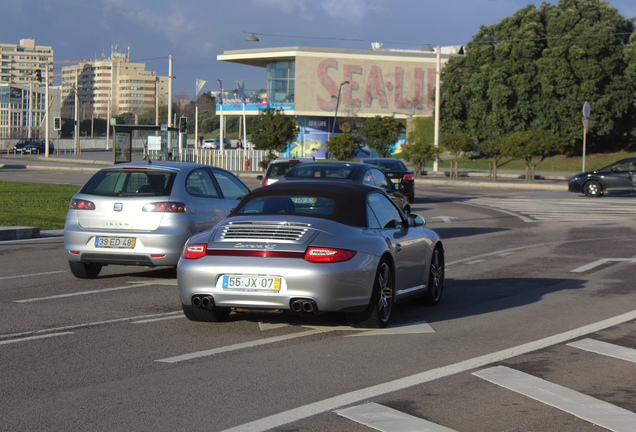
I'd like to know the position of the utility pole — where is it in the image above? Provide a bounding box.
[433,46,441,173]
[45,65,50,157]
[167,55,173,158]
[74,69,79,154]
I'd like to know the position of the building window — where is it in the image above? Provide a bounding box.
[266,60,295,104]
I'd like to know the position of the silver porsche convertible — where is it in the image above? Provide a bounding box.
[177,181,444,328]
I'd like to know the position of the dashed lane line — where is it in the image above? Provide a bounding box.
[567,338,636,363]
[336,402,457,432]
[473,366,636,432]
[0,311,182,340]
[155,327,335,364]
[0,332,74,345]
[0,270,66,280]
[14,282,161,303]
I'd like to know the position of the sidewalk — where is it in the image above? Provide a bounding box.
[1,153,575,241]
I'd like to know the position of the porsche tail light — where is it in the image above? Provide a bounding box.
[304,247,356,263]
[69,199,95,210]
[143,202,187,212]
[183,243,207,259]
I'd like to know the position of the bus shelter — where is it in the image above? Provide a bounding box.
[112,124,183,164]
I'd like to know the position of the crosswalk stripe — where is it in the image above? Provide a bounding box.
[567,338,636,363]
[473,366,636,432]
[336,403,457,432]
[465,197,636,222]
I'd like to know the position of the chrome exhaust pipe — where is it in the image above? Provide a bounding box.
[291,300,303,312]
[290,299,317,313]
[201,295,214,308]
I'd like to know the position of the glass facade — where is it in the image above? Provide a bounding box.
[266,60,295,104]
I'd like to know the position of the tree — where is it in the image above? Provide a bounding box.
[325,133,363,161]
[441,132,477,179]
[439,0,635,152]
[250,108,298,168]
[404,117,440,177]
[479,138,509,181]
[499,129,566,182]
[361,116,403,157]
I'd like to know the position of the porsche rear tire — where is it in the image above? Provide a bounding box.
[347,260,394,329]
[182,305,231,322]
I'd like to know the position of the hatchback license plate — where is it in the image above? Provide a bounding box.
[222,275,281,292]
[95,236,136,248]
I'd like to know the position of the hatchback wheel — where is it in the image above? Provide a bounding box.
[347,260,393,328]
[68,261,102,279]
[584,180,603,197]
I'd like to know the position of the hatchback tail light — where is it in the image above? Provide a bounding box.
[304,247,356,263]
[403,173,414,181]
[183,243,207,259]
[143,202,187,212]
[69,199,95,210]
[261,178,269,187]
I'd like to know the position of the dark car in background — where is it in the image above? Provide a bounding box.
[13,138,38,153]
[365,158,415,203]
[568,157,636,197]
[280,161,411,214]
[23,139,55,154]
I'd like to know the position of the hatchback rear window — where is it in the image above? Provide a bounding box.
[265,161,305,179]
[81,170,176,197]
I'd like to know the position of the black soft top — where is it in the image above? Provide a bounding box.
[229,181,381,227]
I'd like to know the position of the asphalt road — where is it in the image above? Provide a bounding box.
[2,176,635,431]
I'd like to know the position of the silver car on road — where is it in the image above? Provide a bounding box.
[177,181,444,328]
[64,161,250,278]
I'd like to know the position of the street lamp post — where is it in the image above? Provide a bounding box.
[331,80,349,135]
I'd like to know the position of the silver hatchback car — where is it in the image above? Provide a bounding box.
[64,161,250,278]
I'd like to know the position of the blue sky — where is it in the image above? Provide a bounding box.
[3,0,635,98]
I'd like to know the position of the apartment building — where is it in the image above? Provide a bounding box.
[60,46,169,121]
[0,39,53,86]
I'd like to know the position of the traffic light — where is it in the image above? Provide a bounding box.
[179,117,187,133]
[35,69,42,82]
[54,117,61,130]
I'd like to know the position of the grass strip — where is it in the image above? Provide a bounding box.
[0,182,79,230]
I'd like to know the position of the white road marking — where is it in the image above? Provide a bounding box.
[220,309,636,432]
[345,321,435,337]
[155,327,334,363]
[571,258,636,273]
[132,315,184,324]
[431,216,457,223]
[0,332,74,345]
[567,338,636,363]
[0,270,66,280]
[336,402,457,432]
[14,282,156,303]
[473,366,636,432]
[0,311,181,340]
[257,321,435,336]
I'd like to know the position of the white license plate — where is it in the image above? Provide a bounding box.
[221,275,281,292]
[391,178,400,184]
[95,236,136,248]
